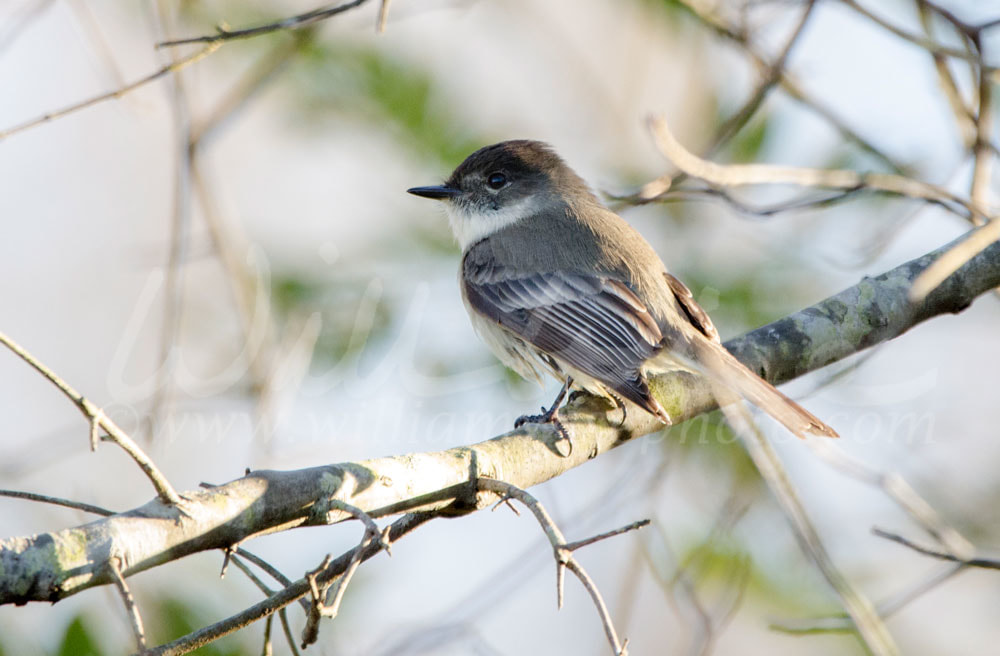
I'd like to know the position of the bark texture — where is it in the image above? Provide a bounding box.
[2,232,998,606]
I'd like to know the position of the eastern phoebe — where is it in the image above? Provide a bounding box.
[408,140,836,440]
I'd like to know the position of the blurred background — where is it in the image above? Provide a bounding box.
[1,0,998,654]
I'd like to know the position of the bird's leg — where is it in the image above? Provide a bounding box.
[515,377,573,446]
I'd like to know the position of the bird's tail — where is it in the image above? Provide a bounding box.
[686,337,838,439]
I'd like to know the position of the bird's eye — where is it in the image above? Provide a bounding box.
[486,172,507,190]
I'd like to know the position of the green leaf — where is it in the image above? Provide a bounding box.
[56,616,104,656]
[150,598,245,656]
[289,43,486,166]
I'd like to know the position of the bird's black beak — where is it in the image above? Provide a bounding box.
[407,185,461,200]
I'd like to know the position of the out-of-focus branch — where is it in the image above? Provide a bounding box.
[719,401,897,655]
[873,528,1000,570]
[0,228,997,656]
[771,563,963,634]
[706,0,816,154]
[648,115,984,221]
[3,227,999,607]
[838,0,995,67]
[909,218,1000,301]
[0,43,219,142]
[675,0,910,175]
[0,489,114,517]
[158,0,371,47]
[147,2,196,444]
[648,114,999,305]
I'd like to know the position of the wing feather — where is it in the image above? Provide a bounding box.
[463,261,665,414]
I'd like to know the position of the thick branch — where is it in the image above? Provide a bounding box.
[2,230,998,607]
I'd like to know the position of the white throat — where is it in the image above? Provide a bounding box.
[445,196,541,250]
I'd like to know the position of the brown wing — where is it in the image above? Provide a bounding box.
[664,272,720,343]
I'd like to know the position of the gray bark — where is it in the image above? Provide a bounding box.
[2,231,998,607]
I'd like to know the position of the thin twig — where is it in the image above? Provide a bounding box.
[648,115,983,222]
[916,2,977,147]
[612,184,867,217]
[143,515,434,656]
[478,478,644,656]
[807,439,973,558]
[0,332,181,504]
[110,557,147,652]
[229,555,302,656]
[158,0,370,47]
[66,0,128,90]
[0,489,114,516]
[191,29,315,148]
[838,0,993,66]
[147,4,196,444]
[675,0,910,175]
[717,397,898,655]
[873,528,1000,570]
[0,43,219,142]
[969,34,994,225]
[300,501,393,647]
[771,563,964,634]
[707,0,817,154]
[260,613,273,656]
[376,0,392,33]
[564,520,651,552]
[909,217,1000,301]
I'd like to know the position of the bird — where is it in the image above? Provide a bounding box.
[407,140,837,441]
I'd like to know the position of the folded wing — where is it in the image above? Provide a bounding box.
[463,263,668,419]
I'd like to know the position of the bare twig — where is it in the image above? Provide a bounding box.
[110,557,147,652]
[873,528,1000,570]
[718,398,898,655]
[301,501,393,647]
[909,218,1000,301]
[707,0,817,155]
[838,0,994,66]
[158,0,371,47]
[648,115,983,222]
[612,183,867,216]
[642,522,716,654]
[0,489,114,516]
[229,555,302,656]
[772,563,963,634]
[260,614,273,656]
[147,3,195,444]
[142,513,432,656]
[916,3,977,147]
[969,36,995,224]
[563,520,651,552]
[0,43,219,142]
[807,440,973,558]
[675,0,910,175]
[66,0,128,90]
[0,332,181,504]
[478,478,646,656]
[190,29,315,148]
[376,0,392,33]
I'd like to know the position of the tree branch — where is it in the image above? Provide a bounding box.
[1,228,998,624]
[157,0,371,47]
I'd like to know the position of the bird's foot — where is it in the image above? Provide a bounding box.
[515,406,572,453]
[514,378,574,455]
